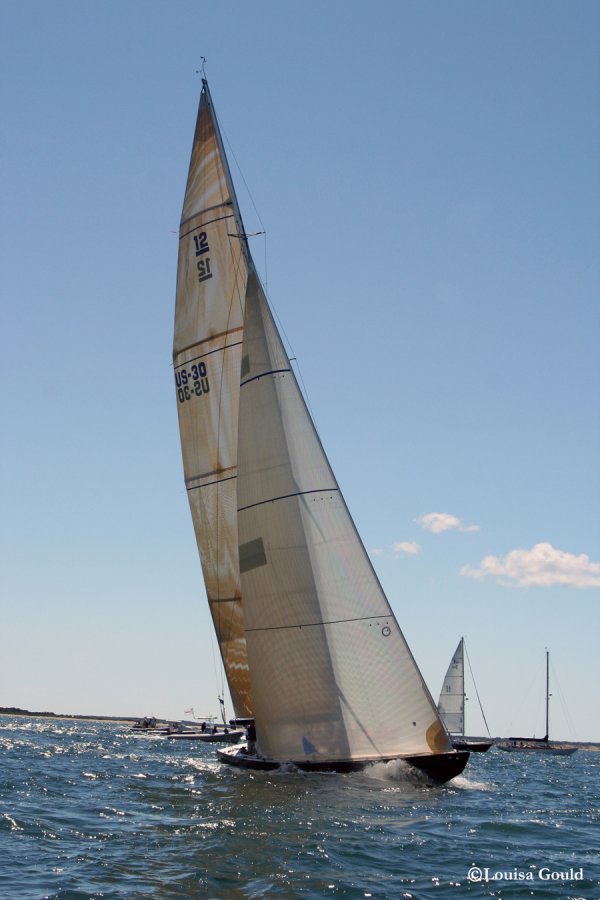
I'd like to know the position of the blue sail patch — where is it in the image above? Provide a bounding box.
[302,736,317,755]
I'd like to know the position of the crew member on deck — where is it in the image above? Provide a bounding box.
[247,722,256,755]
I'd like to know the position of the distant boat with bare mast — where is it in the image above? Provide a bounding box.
[496,650,577,755]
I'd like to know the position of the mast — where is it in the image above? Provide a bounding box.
[545,649,550,741]
[460,637,466,738]
[200,78,252,269]
[174,77,257,717]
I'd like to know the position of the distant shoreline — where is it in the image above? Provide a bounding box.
[2,708,599,749]
[0,707,166,726]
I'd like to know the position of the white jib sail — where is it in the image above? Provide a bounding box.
[173,80,253,717]
[438,638,465,736]
[237,272,450,762]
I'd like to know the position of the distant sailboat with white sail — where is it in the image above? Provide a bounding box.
[172,76,469,783]
[437,637,493,752]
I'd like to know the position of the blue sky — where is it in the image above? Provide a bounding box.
[1,1,598,740]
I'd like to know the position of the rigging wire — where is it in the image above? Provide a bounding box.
[211,233,247,713]
[201,82,227,714]
[198,63,316,429]
[549,655,578,741]
[501,655,545,738]
[215,106,322,434]
[464,642,492,738]
[219,121,268,278]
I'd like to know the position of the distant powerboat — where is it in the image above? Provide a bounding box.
[132,717,157,731]
[165,725,244,743]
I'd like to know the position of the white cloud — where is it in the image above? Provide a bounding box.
[371,547,385,558]
[460,542,600,588]
[393,541,421,557]
[416,512,480,534]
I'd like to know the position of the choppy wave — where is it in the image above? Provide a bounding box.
[0,716,598,898]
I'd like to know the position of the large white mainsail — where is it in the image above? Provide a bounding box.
[173,79,253,717]
[438,638,465,736]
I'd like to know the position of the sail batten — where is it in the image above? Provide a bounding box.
[180,200,234,225]
[240,368,292,386]
[180,213,235,236]
[238,487,339,513]
[174,336,244,362]
[186,469,237,485]
[246,614,401,633]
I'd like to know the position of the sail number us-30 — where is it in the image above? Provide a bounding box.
[175,363,210,404]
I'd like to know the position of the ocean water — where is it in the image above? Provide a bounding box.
[0,717,598,899]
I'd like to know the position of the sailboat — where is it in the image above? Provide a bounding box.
[437,638,493,752]
[173,76,469,784]
[496,650,577,755]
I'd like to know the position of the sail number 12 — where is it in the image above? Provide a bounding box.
[193,231,213,283]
